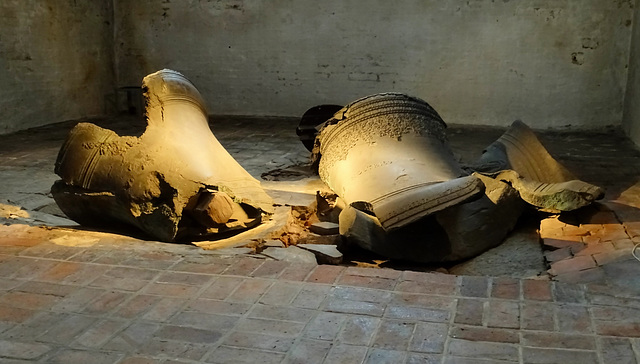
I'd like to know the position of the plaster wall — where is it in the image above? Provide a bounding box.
[0,0,114,134]
[624,1,640,146]
[115,0,633,129]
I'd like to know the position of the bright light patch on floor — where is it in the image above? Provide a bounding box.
[0,202,30,219]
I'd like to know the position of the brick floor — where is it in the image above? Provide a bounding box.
[0,234,639,362]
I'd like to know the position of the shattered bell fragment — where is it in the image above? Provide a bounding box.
[304,93,604,263]
[471,120,604,212]
[52,69,274,242]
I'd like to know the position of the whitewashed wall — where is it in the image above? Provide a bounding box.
[115,0,634,129]
[624,1,640,146]
[0,0,115,134]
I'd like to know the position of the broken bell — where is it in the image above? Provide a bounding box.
[305,93,603,263]
[52,69,274,242]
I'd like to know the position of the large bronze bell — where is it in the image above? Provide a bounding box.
[306,93,603,262]
[312,93,485,231]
